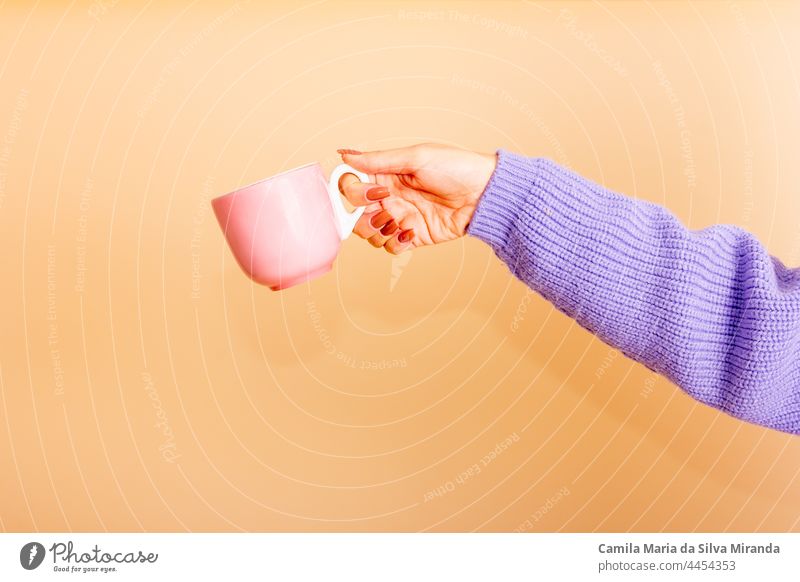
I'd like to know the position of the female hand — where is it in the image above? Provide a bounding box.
[336,143,497,254]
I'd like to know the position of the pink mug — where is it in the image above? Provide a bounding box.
[211,162,368,290]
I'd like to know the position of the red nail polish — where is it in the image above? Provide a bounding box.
[398,229,414,243]
[370,212,389,229]
[381,221,398,236]
[337,148,362,155]
[366,186,389,201]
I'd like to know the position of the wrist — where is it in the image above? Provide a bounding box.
[474,152,498,200]
[465,149,538,251]
[461,151,499,234]
[457,152,498,235]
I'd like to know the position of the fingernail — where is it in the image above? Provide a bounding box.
[366,186,389,201]
[370,212,389,229]
[381,220,398,236]
[398,229,414,243]
[337,148,362,155]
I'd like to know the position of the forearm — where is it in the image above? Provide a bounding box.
[468,149,800,435]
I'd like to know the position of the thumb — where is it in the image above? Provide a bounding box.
[337,146,420,175]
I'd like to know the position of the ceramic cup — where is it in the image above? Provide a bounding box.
[211,162,368,290]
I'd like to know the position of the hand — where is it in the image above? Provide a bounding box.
[335,143,497,254]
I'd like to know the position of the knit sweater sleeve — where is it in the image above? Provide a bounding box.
[467,149,800,435]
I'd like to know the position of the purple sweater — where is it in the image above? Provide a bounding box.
[467,150,800,435]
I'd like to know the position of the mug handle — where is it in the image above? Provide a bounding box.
[327,163,369,240]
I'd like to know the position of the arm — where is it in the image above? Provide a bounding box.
[467,150,800,435]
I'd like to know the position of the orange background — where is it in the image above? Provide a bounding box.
[0,0,798,532]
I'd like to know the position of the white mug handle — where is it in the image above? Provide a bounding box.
[327,163,369,240]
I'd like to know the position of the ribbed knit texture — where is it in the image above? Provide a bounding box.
[467,149,800,435]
